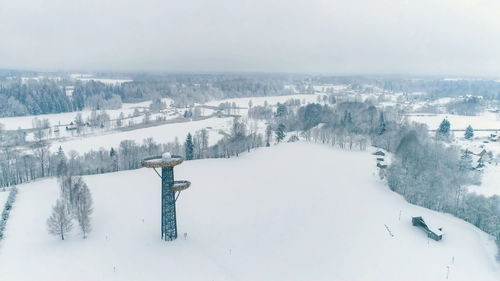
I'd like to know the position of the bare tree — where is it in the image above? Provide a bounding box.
[265,125,272,147]
[200,129,209,158]
[32,139,50,177]
[47,199,73,240]
[74,184,93,238]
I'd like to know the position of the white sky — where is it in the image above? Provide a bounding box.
[1,0,500,76]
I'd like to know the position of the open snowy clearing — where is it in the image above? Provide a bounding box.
[0,101,160,131]
[468,164,500,196]
[0,142,497,281]
[51,117,234,153]
[203,94,319,109]
[69,74,133,85]
[408,112,500,132]
[74,78,132,85]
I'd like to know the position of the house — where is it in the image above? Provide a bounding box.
[373,150,385,156]
[377,162,387,169]
[412,216,443,241]
[65,122,77,131]
[489,132,499,142]
[465,147,488,170]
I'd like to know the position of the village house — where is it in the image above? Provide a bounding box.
[489,132,499,142]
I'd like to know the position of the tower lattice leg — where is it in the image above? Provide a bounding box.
[161,167,178,240]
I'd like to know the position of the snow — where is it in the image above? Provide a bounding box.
[70,74,132,85]
[408,112,500,131]
[468,164,500,196]
[0,101,156,130]
[313,84,349,93]
[0,142,498,281]
[203,94,319,108]
[162,152,172,159]
[51,117,233,153]
[409,112,500,154]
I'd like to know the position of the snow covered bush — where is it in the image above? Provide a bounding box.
[0,187,18,240]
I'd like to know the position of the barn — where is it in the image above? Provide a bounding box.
[412,216,444,241]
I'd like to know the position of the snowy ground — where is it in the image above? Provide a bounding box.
[203,94,319,109]
[74,78,132,85]
[468,164,500,196]
[0,143,497,281]
[408,112,500,132]
[69,74,133,85]
[0,99,170,131]
[51,117,234,153]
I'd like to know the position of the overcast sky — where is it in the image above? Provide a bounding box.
[1,0,500,76]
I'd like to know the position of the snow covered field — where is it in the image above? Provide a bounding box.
[409,111,500,159]
[0,100,163,130]
[51,117,233,153]
[468,164,500,196]
[204,94,319,109]
[0,143,497,281]
[70,74,132,85]
[74,78,132,85]
[408,112,500,132]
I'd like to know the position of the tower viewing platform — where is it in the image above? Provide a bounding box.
[141,152,191,241]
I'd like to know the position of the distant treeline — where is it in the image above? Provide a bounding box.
[0,74,306,117]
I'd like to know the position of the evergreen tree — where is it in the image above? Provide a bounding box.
[464,125,474,140]
[56,146,68,177]
[276,103,288,117]
[110,148,118,172]
[299,103,323,130]
[185,133,194,160]
[437,118,451,140]
[276,124,286,143]
[378,112,386,135]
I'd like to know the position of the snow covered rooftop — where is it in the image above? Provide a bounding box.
[141,155,184,168]
[172,180,191,192]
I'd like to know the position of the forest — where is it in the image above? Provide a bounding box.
[0,74,300,117]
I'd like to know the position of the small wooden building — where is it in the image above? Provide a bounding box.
[412,216,443,241]
[373,150,386,156]
[377,162,387,169]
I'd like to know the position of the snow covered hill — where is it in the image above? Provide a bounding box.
[0,143,498,281]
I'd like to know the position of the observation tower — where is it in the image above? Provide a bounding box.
[141,153,191,241]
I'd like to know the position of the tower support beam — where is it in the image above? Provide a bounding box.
[161,167,177,240]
